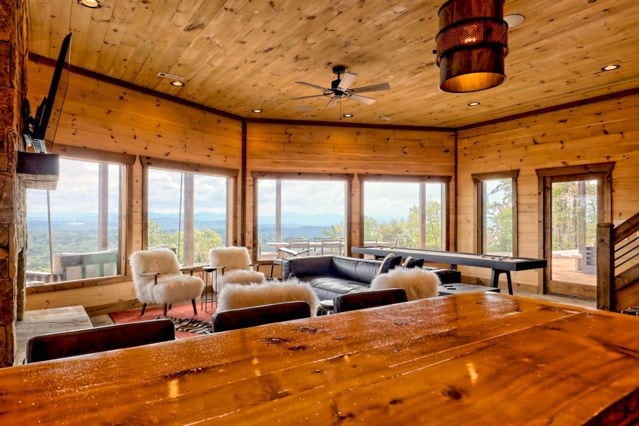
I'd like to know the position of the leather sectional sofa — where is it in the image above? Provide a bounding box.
[281,255,461,300]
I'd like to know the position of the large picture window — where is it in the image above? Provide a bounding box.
[146,166,231,266]
[473,170,519,256]
[362,178,448,250]
[26,157,124,284]
[255,175,348,260]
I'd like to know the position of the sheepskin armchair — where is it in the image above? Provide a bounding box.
[208,246,265,290]
[216,279,320,316]
[370,267,441,301]
[129,249,204,316]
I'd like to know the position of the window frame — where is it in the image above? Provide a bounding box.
[359,174,451,251]
[141,156,238,264]
[251,171,353,260]
[472,170,519,257]
[25,145,135,289]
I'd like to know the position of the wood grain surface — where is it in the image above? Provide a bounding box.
[2,293,639,424]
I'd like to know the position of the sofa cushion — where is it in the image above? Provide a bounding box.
[329,256,381,283]
[377,253,403,275]
[296,275,369,301]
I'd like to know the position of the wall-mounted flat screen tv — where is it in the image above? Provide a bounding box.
[24,32,72,152]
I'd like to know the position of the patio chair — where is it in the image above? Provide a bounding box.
[26,319,175,363]
[129,249,204,316]
[212,301,311,332]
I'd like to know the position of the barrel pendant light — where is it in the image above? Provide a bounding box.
[436,0,508,93]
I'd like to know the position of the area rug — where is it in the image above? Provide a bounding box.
[109,302,216,339]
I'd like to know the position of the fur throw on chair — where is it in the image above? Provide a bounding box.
[129,249,204,305]
[209,246,252,270]
[217,279,320,316]
[370,267,441,301]
[209,246,266,289]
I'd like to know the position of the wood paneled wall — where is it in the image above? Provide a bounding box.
[245,122,456,255]
[27,61,243,254]
[457,93,639,291]
[26,61,242,311]
[24,59,639,309]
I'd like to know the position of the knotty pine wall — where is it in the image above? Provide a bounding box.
[25,61,242,312]
[25,61,456,312]
[456,93,639,292]
[24,59,639,311]
[245,123,456,256]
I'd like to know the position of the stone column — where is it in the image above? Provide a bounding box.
[0,0,28,367]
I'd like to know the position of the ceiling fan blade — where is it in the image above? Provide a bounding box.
[338,72,358,90]
[351,82,391,93]
[326,96,339,108]
[296,81,328,91]
[291,94,327,100]
[349,94,377,105]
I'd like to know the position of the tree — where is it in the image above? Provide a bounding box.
[484,180,513,254]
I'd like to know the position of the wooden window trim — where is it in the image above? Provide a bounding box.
[26,152,130,288]
[51,145,136,165]
[141,156,238,177]
[359,174,452,251]
[536,162,615,295]
[472,170,519,256]
[251,172,354,260]
[142,160,238,254]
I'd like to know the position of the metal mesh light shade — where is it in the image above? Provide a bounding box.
[436,0,508,93]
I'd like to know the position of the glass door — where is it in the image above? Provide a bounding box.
[547,179,598,298]
[539,163,613,300]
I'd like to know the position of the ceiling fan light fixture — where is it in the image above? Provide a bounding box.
[436,0,508,93]
[77,0,102,8]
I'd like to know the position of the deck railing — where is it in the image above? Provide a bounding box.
[597,212,639,310]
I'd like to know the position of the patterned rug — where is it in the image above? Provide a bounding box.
[109,302,216,339]
[164,316,213,335]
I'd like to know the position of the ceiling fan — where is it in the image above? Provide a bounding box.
[292,65,390,108]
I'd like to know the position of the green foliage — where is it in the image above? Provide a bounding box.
[364,201,443,249]
[27,229,119,272]
[484,180,513,255]
[148,220,222,265]
[551,181,597,251]
[322,223,344,239]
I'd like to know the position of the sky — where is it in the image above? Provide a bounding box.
[26,159,444,222]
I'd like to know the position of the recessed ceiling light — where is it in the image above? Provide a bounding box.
[601,64,620,72]
[342,113,353,118]
[252,108,263,113]
[504,14,525,28]
[77,0,102,8]
[170,80,184,87]
[468,101,481,107]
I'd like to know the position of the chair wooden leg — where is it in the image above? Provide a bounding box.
[140,303,147,316]
[163,304,168,316]
[191,299,198,315]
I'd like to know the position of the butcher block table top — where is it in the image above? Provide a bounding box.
[1,293,639,425]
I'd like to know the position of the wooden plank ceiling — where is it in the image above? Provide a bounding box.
[26,0,639,128]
